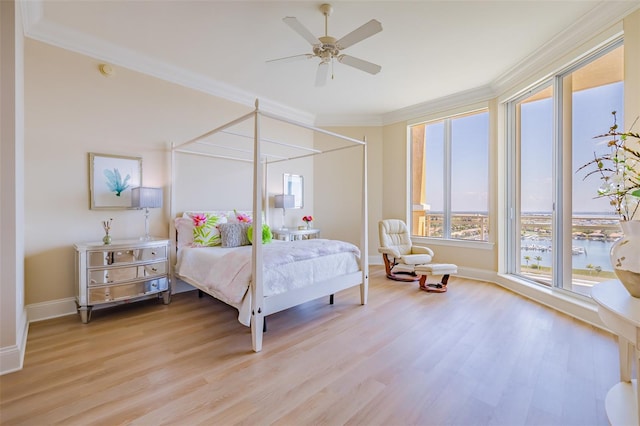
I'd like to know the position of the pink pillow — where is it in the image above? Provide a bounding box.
[174,217,194,249]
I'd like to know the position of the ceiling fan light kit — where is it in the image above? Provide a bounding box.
[268,3,383,86]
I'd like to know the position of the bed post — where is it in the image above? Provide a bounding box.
[250,99,265,352]
[360,138,369,305]
[169,143,177,298]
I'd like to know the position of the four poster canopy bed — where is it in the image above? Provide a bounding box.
[170,100,369,352]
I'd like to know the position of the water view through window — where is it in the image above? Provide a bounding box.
[514,44,624,295]
[412,42,624,297]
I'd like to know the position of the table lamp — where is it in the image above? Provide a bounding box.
[131,187,163,240]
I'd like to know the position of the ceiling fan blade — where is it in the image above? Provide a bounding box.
[315,62,329,87]
[283,17,320,46]
[266,53,314,63]
[336,19,382,50]
[338,55,381,75]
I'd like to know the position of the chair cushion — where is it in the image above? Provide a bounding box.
[379,219,413,256]
[399,253,433,265]
[415,263,458,274]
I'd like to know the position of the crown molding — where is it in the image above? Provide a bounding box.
[314,113,383,127]
[491,1,640,95]
[20,2,316,125]
[381,85,495,125]
[20,0,640,129]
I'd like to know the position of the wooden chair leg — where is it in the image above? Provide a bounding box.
[382,254,394,277]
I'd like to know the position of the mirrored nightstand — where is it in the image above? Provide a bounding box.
[74,238,171,323]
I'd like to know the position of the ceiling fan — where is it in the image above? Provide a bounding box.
[267,3,383,86]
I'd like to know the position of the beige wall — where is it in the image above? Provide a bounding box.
[23,39,315,305]
[314,126,383,258]
[624,9,640,170]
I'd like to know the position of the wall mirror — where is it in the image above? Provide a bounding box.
[283,174,303,209]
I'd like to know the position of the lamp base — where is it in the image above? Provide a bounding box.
[139,208,153,241]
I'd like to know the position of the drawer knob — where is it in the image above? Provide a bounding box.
[151,251,156,255]
[151,267,157,272]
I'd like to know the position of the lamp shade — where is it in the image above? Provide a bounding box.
[274,194,295,209]
[131,187,163,209]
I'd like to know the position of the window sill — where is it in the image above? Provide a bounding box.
[412,236,494,250]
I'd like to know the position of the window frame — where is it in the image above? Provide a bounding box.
[504,37,624,293]
[408,107,491,244]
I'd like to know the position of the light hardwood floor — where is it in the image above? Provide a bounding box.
[1,266,619,425]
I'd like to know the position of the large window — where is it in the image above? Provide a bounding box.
[507,41,624,296]
[410,110,489,241]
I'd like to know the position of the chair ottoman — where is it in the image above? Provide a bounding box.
[415,263,458,293]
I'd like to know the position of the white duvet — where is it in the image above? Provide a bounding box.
[175,239,361,325]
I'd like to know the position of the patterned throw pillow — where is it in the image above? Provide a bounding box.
[190,213,225,247]
[219,222,251,248]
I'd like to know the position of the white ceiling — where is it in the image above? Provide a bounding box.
[22,1,640,125]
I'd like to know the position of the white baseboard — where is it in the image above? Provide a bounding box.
[0,310,28,375]
[493,272,605,330]
[27,297,77,323]
[25,281,196,323]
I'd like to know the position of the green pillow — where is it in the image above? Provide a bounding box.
[248,224,273,244]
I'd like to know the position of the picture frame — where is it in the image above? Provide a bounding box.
[89,153,142,210]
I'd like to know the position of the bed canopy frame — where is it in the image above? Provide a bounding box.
[170,99,369,352]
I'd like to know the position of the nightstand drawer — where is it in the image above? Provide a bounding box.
[88,277,169,304]
[88,262,167,286]
[87,246,167,267]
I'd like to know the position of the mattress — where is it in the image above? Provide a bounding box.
[175,239,360,325]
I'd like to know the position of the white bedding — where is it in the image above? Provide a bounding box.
[175,239,360,325]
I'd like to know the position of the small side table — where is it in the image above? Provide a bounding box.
[592,280,640,426]
[272,228,320,241]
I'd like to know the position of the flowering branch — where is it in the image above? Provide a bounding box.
[577,111,640,221]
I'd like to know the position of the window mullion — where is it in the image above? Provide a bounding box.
[505,103,517,274]
[444,119,452,238]
[551,76,565,287]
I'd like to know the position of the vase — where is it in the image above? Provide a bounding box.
[306,222,311,230]
[103,234,112,245]
[610,220,640,297]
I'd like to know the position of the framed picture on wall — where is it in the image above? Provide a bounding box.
[89,153,142,210]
